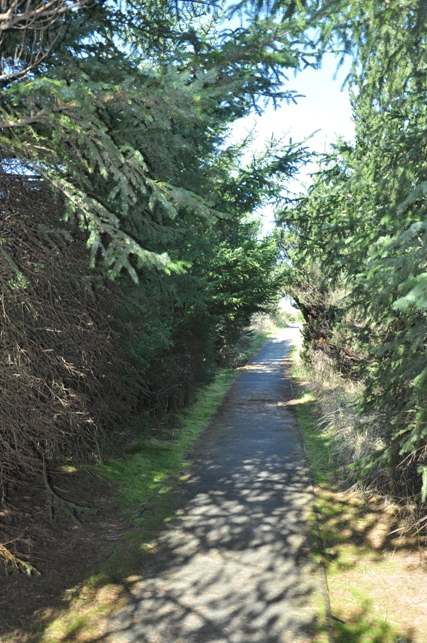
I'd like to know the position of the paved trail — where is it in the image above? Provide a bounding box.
[106,327,327,643]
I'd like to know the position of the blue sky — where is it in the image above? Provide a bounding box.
[230,53,355,192]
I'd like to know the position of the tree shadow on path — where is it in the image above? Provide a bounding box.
[90,335,328,643]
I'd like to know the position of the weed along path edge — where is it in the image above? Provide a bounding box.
[103,327,329,643]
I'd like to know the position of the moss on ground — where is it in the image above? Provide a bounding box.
[34,329,273,643]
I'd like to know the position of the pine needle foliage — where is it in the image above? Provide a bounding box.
[0,0,320,278]
[0,0,373,572]
[279,0,427,516]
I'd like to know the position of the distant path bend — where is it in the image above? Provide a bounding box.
[106,327,328,643]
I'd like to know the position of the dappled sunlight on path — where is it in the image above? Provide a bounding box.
[103,328,327,642]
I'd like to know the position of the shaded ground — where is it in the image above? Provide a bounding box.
[0,468,131,639]
[101,328,329,642]
[1,327,329,642]
[4,328,426,643]
[291,361,427,643]
[319,488,427,643]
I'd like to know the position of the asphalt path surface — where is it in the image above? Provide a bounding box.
[105,327,327,642]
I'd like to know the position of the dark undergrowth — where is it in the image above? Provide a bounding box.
[0,320,273,642]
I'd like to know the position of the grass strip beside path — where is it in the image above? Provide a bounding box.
[36,328,273,643]
[291,347,425,643]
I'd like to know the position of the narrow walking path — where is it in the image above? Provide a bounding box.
[106,327,327,643]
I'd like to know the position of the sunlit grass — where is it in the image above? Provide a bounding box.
[291,347,421,643]
[101,322,274,509]
[101,368,237,507]
[36,328,273,642]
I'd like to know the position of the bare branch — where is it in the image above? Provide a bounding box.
[0,0,87,31]
[0,102,78,128]
[0,0,88,82]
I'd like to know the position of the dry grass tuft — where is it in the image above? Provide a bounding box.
[0,541,38,576]
[294,342,425,533]
[296,346,391,491]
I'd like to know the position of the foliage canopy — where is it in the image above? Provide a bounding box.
[280,0,427,511]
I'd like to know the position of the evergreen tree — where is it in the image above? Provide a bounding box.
[280,0,427,506]
[0,0,317,278]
